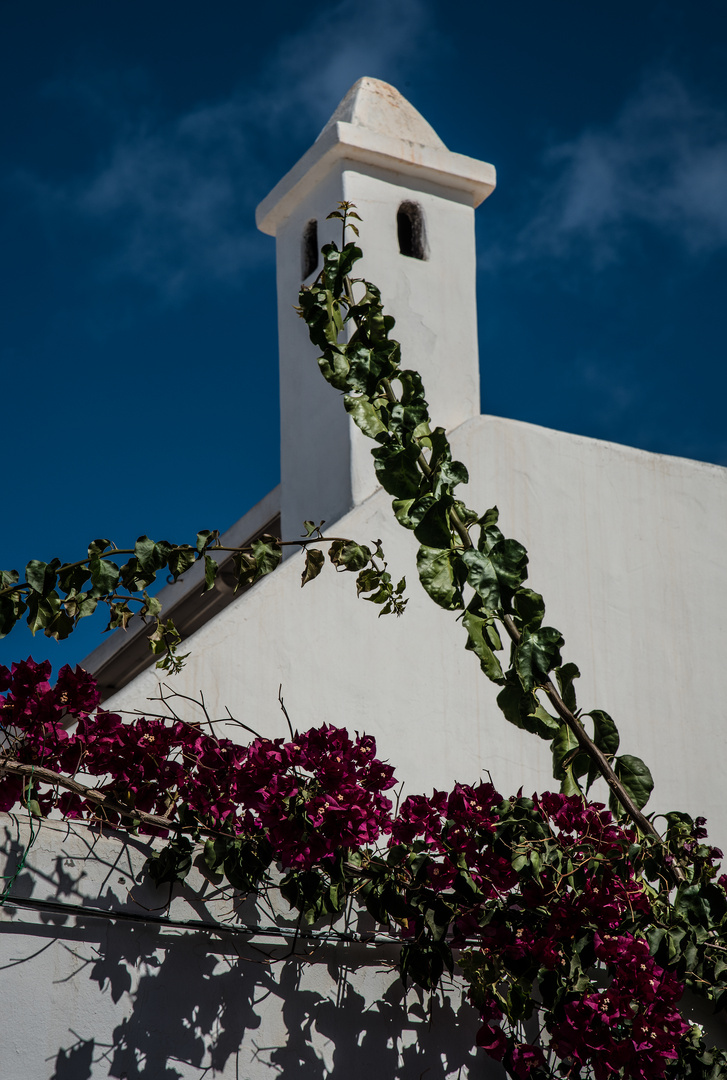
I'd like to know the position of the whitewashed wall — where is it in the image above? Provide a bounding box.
[0,815,492,1080]
[4,416,724,1078]
[102,415,727,850]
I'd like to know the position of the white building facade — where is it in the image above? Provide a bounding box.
[1,78,725,1079]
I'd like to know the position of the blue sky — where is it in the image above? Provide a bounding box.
[2,0,726,670]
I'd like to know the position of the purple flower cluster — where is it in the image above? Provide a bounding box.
[0,658,99,813]
[0,659,395,867]
[391,782,516,898]
[535,793,651,932]
[550,933,690,1080]
[465,794,691,1079]
[232,724,395,867]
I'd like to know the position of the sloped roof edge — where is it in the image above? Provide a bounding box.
[81,485,281,700]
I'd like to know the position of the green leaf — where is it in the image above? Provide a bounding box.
[0,595,22,638]
[133,535,155,569]
[328,540,371,572]
[25,559,59,595]
[372,445,421,498]
[89,556,120,595]
[462,549,500,612]
[452,500,479,528]
[301,547,325,586]
[587,709,620,757]
[44,608,76,641]
[356,566,380,595]
[105,599,131,630]
[57,564,91,595]
[513,589,545,632]
[135,536,173,575]
[583,709,620,791]
[344,394,386,438]
[413,498,453,549]
[317,347,351,391]
[463,608,504,682]
[392,498,416,529]
[196,530,217,553]
[555,662,580,712]
[524,702,561,740]
[87,539,112,558]
[497,679,534,731]
[148,618,185,673]
[551,723,589,782]
[416,546,464,610]
[464,538,527,611]
[203,836,229,874]
[231,537,282,590]
[232,551,257,590]
[666,927,687,965]
[25,591,61,635]
[250,536,282,578]
[515,626,564,690]
[489,538,528,594]
[560,763,583,797]
[477,507,500,529]
[610,754,654,813]
[220,836,272,893]
[122,537,172,590]
[203,555,219,592]
[146,837,194,886]
[438,459,469,488]
[0,569,20,590]
[423,899,452,942]
[507,979,534,1022]
[141,592,162,618]
[167,545,196,580]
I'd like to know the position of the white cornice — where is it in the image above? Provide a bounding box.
[256,120,496,236]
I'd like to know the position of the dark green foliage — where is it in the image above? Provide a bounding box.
[1,522,404,669]
[147,835,194,886]
[297,202,654,814]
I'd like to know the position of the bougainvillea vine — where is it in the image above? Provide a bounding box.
[1,659,725,1080]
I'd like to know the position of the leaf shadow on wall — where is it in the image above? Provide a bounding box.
[0,825,499,1080]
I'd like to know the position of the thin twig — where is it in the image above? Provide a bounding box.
[278,686,295,741]
[0,758,175,833]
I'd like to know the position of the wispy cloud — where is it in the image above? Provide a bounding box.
[263,0,435,134]
[14,0,434,300]
[506,72,727,268]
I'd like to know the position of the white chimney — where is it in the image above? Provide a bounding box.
[256,77,496,542]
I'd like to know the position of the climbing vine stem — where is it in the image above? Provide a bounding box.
[0,522,406,675]
[300,202,677,873]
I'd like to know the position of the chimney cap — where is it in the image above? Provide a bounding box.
[315,77,447,151]
[256,78,495,236]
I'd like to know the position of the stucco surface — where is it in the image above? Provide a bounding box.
[0,816,492,1079]
[273,171,483,540]
[103,414,727,852]
[7,414,723,1076]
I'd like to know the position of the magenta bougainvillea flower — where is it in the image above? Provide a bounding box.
[1,659,725,1080]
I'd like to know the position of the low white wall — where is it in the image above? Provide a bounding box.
[0,815,489,1080]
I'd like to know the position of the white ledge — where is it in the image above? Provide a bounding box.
[256,120,496,236]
